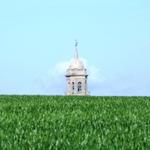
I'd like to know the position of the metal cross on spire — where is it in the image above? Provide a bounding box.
[75,40,79,59]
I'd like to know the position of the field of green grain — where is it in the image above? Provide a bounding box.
[0,96,150,149]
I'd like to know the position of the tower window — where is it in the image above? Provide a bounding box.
[78,82,82,92]
[72,82,75,93]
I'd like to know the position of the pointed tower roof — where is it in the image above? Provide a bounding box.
[69,40,85,70]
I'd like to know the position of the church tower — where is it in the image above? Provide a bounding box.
[65,41,89,95]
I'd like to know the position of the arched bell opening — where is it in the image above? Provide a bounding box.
[77,82,82,93]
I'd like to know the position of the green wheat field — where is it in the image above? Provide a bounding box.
[0,96,150,149]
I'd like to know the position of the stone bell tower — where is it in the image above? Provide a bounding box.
[65,41,89,95]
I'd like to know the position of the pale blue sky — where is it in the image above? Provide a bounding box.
[0,0,150,95]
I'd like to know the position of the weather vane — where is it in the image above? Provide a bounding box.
[75,40,78,48]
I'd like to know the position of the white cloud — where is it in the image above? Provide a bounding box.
[52,61,70,75]
[36,58,105,95]
[34,59,150,96]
